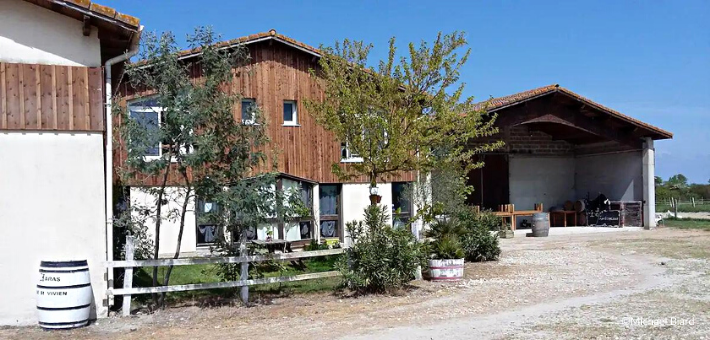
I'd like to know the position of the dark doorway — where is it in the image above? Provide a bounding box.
[466,154,509,209]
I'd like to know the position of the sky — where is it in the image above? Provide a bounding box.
[102,0,710,184]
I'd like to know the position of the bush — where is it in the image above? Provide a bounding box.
[425,219,465,259]
[338,205,426,294]
[456,208,501,262]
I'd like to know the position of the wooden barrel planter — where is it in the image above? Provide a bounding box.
[428,258,464,281]
[531,213,550,237]
[36,260,92,329]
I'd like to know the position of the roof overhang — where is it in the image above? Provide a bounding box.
[23,0,141,62]
[477,84,673,141]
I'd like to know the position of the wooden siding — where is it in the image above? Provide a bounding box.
[0,62,103,132]
[117,42,415,186]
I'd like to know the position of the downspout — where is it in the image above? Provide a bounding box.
[104,26,142,310]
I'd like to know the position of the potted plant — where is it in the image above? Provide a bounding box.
[425,220,465,281]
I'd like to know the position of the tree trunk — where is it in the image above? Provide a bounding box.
[159,172,191,308]
[151,151,173,307]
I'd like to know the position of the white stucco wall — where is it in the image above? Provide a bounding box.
[341,183,393,247]
[0,132,107,326]
[0,0,101,66]
[130,187,199,257]
[574,151,644,202]
[509,155,576,228]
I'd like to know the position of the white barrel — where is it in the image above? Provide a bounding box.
[37,260,92,329]
[428,258,464,281]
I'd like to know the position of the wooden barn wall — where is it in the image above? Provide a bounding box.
[116,42,415,186]
[0,62,103,131]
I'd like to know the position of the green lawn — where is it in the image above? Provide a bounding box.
[656,204,710,213]
[132,254,343,305]
[663,218,710,230]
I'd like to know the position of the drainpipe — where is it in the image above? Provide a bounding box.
[104,26,142,310]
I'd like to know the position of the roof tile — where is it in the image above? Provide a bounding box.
[65,0,90,8]
[89,3,116,18]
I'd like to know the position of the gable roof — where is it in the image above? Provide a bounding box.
[475,84,673,140]
[177,29,321,61]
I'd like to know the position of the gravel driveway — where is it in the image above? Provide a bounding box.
[3,228,709,340]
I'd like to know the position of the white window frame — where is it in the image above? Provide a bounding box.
[340,141,363,163]
[241,98,257,125]
[282,100,299,126]
[128,100,163,161]
[128,98,193,162]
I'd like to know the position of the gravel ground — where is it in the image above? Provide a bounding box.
[2,227,709,340]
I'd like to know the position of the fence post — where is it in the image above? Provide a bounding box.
[674,198,678,218]
[239,232,249,305]
[122,236,134,317]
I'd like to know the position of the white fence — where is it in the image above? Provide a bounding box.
[106,236,344,316]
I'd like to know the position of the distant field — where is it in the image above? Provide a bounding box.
[662,217,710,231]
[656,203,710,213]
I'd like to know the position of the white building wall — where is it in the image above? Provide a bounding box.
[341,183,393,247]
[130,187,199,257]
[0,0,102,66]
[0,132,107,326]
[574,151,644,202]
[509,155,576,227]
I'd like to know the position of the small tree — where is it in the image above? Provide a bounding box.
[118,27,278,307]
[306,32,502,201]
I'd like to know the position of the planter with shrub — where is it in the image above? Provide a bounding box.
[425,220,466,281]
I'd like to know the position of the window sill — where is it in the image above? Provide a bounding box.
[282,123,300,127]
[340,157,364,163]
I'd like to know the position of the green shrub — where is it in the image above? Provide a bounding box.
[338,205,426,294]
[425,220,465,259]
[456,208,501,262]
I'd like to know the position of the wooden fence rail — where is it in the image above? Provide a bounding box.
[107,236,344,316]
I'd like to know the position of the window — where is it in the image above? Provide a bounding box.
[319,184,341,238]
[196,198,219,246]
[341,142,363,163]
[281,178,314,242]
[241,98,256,125]
[128,99,162,159]
[392,182,412,228]
[283,100,298,126]
[128,97,193,160]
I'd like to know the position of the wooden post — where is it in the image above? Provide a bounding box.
[674,198,678,218]
[122,236,134,317]
[239,230,249,305]
[692,197,696,207]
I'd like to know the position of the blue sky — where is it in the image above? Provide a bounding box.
[103,0,710,183]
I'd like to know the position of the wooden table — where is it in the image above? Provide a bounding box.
[550,211,577,227]
[491,204,544,231]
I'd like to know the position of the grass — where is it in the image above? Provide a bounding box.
[662,217,710,231]
[132,254,343,305]
[656,203,710,213]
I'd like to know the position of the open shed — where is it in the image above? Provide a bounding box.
[468,84,672,229]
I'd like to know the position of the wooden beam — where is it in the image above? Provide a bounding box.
[82,15,91,37]
[494,95,641,148]
[1,63,6,129]
[108,271,340,296]
[105,248,344,268]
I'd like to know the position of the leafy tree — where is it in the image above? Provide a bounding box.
[118,27,283,307]
[667,174,689,189]
[306,32,502,200]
